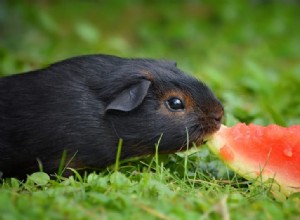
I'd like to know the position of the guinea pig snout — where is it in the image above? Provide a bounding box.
[212,111,223,124]
[208,107,224,130]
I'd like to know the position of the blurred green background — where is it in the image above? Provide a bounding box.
[1,0,300,125]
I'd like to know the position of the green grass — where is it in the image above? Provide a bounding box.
[1,1,300,219]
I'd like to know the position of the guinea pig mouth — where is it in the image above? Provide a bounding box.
[202,127,221,142]
[191,124,222,148]
[167,123,223,152]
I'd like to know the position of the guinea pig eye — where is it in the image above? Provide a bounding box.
[165,98,185,112]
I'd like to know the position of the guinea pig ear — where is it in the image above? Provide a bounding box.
[105,80,151,112]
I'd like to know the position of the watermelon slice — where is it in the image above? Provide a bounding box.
[206,123,300,196]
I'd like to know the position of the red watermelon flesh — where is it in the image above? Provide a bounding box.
[207,123,300,196]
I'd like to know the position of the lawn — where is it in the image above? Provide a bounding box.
[1,1,300,219]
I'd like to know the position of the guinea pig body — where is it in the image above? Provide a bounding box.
[0,54,223,178]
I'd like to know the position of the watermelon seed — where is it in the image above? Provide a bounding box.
[283,147,293,158]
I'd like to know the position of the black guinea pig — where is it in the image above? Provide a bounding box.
[0,54,224,179]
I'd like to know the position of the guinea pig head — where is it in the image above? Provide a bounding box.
[104,59,224,157]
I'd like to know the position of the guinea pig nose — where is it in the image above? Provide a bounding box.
[211,111,224,124]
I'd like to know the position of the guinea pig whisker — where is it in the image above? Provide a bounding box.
[110,121,121,139]
[187,126,200,142]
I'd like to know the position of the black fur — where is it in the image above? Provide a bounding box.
[0,54,223,178]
